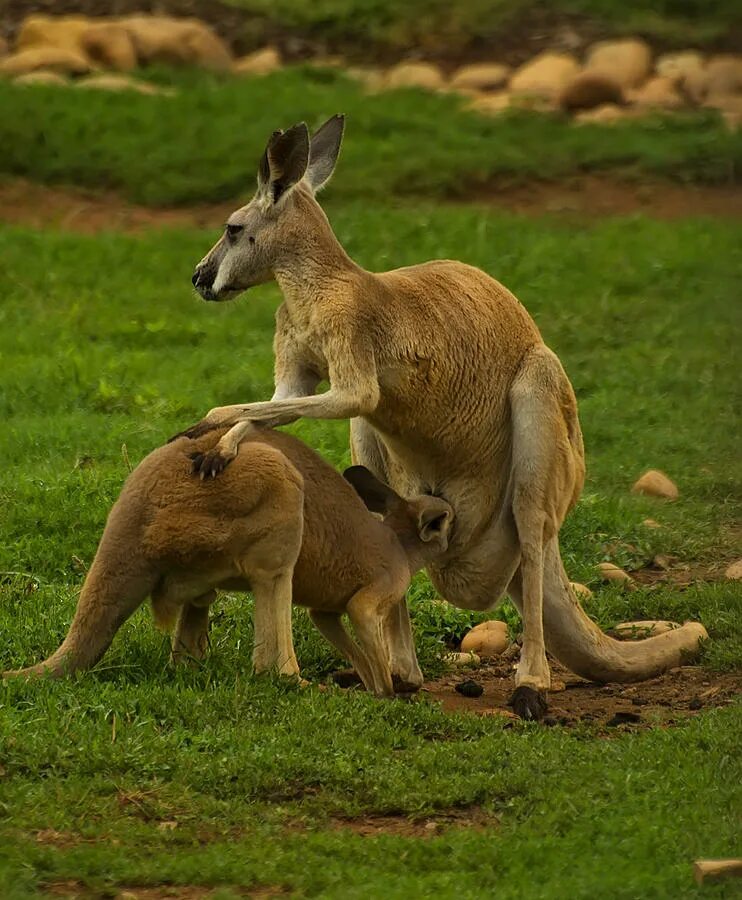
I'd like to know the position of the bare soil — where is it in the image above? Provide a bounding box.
[2,178,740,236]
[424,657,742,730]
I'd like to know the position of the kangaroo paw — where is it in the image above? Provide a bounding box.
[509,686,548,721]
[190,449,233,479]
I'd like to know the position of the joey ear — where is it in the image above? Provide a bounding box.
[306,114,345,193]
[416,498,454,547]
[343,465,401,515]
[257,123,310,203]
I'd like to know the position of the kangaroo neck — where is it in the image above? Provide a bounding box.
[272,194,365,316]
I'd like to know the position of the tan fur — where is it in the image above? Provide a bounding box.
[187,118,708,714]
[4,428,453,697]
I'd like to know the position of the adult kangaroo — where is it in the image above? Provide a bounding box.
[185,115,708,719]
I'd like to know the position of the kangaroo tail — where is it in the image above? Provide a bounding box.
[542,538,708,683]
[4,556,154,679]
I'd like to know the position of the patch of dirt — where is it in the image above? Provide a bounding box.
[44,881,287,899]
[468,176,742,220]
[424,657,742,730]
[2,178,740,237]
[321,806,495,838]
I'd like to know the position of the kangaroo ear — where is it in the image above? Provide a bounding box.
[258,122,310,203]
[306,114,345,193]
[416,497,453,549]
[343,465,401,515]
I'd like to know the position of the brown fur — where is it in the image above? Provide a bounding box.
[4,427,452,697]
[186,117,708,717]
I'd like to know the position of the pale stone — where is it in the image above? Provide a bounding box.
[384,62,445,91]
[16,14,90,54]
[445,651,481,667]
[724,559,742,580]
[466,91,512,115]
[450,63,510,92]
[509,51,580,98]
[642,518,662,528]
[81,23,137,72]
[575,103,636,124]
[0,47,92,77]
[461,620,509,657]
[76,74,174,95]
[233,46,281,76]
[629,76,684,109]
[597,562,634,585]
[13,70,68,86]
[120,16,232,71]
[585,38,653,89]
[656,51,704,81]
[632,470,679,500]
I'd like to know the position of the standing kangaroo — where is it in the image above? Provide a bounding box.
[5,427,453,698]
[185,115,708,719]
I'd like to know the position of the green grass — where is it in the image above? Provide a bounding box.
[1,205,740,897]
[0,70,740,207]
[226,0,742,54]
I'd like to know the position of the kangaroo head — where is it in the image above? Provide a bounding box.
[343,466,454,558]
[192,115,345,302]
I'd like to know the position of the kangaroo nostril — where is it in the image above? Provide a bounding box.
[191,270,200,286]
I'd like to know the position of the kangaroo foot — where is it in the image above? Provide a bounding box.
[509,686,548,721]
[190,449,233,479]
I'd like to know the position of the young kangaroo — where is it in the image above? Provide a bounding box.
[183,115,708,719]
[4,428,453,697]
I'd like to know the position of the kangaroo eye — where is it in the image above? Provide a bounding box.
[226,223,243,239]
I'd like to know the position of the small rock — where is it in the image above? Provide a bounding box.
[466,91,512,116]
[384,61,445,91]
[725,559,742,580]
[76,73,174,95]
[450,63,510,93]
[631,469,679,500]
[461,620,509,657]
[597,562,634,586]
[612,620,680,640]
[574,103,636,124]
[585,38,652,89]
[233,46,281,76]
[12,70,68,86]
[629,75,684,109]
[704,54,742,97]
[570,582,593,600]
[642,518,662,528]
[688,697,703,710]
[0,47,92,77]
[656,51,704,82]
[81,23,138,72]
[445,651,481,668]
[509,51,580,99]
[559,71,624,111]
[455,679,484,698]
[344,66,385,92]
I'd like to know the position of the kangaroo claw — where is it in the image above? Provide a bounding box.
[509,685,548,721]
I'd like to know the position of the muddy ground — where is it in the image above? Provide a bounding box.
[422,656,742,730]
[2,178,740,236]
